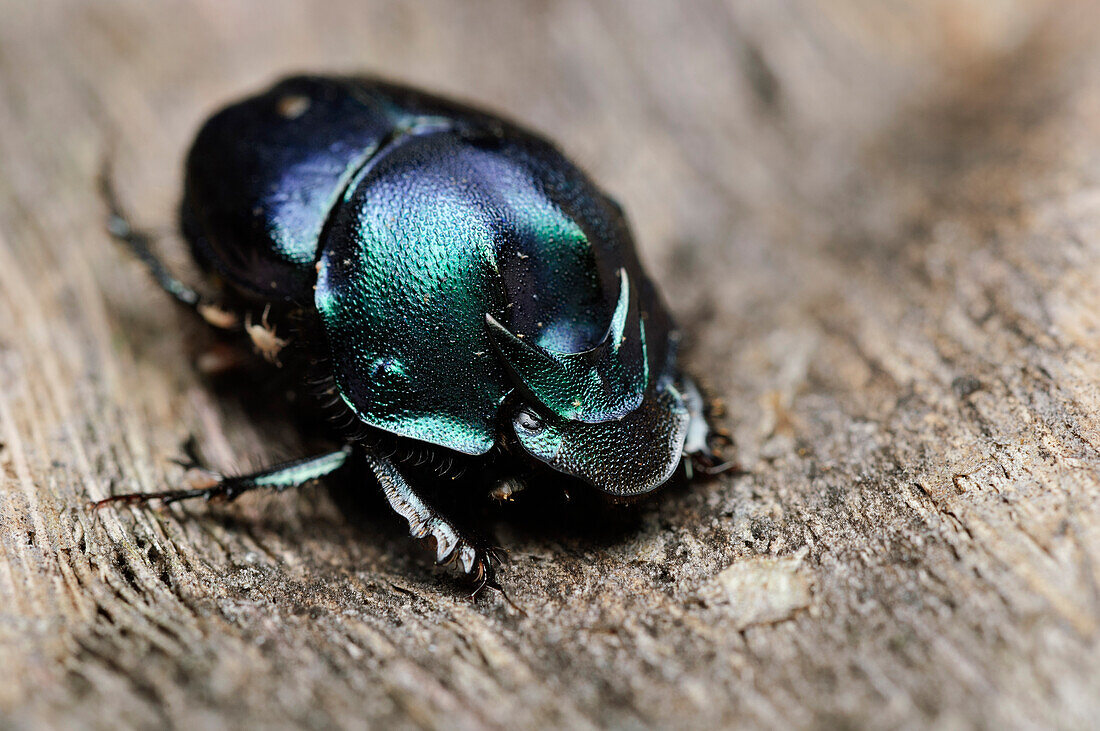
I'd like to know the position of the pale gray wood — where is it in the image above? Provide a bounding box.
[1,1,1098,728]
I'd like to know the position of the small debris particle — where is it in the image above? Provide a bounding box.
[276,94,311,119]
[245,305,288,366]
[698,554,813,629]
[197,304,239,330]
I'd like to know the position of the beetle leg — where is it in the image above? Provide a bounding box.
[361,448,503,593]
[680,375,737,478]
[90,446,353,509]
[99,163,242,331]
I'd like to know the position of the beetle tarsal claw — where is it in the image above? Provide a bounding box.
[432,531,504,591]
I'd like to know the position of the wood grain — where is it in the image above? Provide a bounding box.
[2,1,1099,728]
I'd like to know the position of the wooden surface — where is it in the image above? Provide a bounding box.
[2,1,1099,728]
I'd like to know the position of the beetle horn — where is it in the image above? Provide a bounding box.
[486,268,648,422]
[605,268,635,356]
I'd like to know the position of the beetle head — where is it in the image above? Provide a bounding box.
[487,270,689,496]
[506,380,689,497]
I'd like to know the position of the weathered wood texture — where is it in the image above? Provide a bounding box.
[2,1,1099,728]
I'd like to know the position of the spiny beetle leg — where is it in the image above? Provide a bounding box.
[91,446,353,510]
[678,373,737,479]
[362,448,504,594]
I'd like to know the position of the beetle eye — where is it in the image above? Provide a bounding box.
[515,409,544,434]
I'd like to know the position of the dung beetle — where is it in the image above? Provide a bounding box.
[98,76,730,593]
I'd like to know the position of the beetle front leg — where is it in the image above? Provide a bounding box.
[361,448,502,595]
[679,375,735,478]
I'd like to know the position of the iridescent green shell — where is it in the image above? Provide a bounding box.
[183,76,675,457]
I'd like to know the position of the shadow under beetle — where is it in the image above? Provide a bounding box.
[97,76,730,594]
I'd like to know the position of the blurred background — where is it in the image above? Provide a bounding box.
[2,1,1099,728]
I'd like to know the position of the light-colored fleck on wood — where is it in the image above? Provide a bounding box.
[2,1,1099,728]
